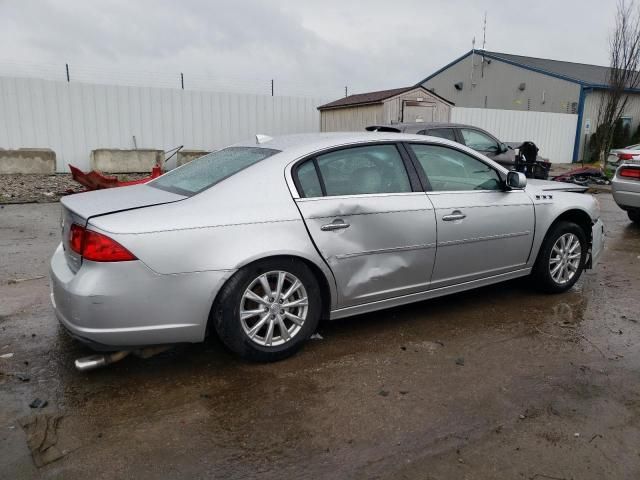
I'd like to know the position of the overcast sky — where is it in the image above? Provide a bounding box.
[0,0,620,98]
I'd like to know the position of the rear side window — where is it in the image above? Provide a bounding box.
[296,144,412,197]
[151,147,279,196]
[296,161,323,198]
[424,128,457,142]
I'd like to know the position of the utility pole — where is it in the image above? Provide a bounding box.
[181,73,184,89]
[65,63,70,82]
[345,86,348,97]
[481,12,487,77]
[271,79,274,96]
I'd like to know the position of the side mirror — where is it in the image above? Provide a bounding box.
[499,143,509,153]
[507,171,527,189]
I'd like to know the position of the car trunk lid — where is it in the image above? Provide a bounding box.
[60,184,186,272]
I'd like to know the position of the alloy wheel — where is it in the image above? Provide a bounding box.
[239,271,309,347]
[549,233,582,285]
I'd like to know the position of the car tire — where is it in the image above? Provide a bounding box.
[211,258,322,362]
[532,221,587,293]
[628,209,640,224]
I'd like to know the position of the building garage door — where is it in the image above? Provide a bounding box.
[402,101,435,122]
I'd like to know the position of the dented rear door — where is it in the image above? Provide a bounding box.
[297,193,437,307]
[293,143,437,308]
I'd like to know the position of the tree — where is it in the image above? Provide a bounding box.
[612,118,632,147]
[594,0,640,163]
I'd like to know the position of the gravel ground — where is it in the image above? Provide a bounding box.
[0,173,152,204]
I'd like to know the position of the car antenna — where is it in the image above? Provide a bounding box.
[256,134,273,144]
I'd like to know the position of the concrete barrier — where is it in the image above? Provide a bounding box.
[90,149,164,173]
[0,148,56,174]
[177,150,210,167]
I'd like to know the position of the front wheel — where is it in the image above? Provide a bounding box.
[532,221,587,293]
[211,258,322,362]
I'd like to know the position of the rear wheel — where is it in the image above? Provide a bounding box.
[628,209,640,224]
[211,258,321,362]
[532,221,587,293]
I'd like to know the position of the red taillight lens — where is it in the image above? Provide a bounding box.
[618,153,635,160]
[620,167,640,179]
[68,224,136,262]
[69,224,85,255]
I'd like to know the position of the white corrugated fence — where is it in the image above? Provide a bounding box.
[452,107,578,163]
[0,75,580,172]
[0,76,328,172]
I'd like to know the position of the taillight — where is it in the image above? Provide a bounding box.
[69,224,84,255]
[618,153,635,160]
[619,167,640,179]
[68,224,137,262]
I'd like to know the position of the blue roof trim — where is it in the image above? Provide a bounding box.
[587,84,640,93]
[415,50,474,86]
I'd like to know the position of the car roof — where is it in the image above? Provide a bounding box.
[228,132,507,174]
[231,131,436,153]
[366,122,480,133]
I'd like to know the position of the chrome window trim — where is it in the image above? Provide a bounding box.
[285,138,509,198]
[295,191,428,202]
[426,189,509,195]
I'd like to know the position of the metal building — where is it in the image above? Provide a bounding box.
[419,49,640,162]
[318,86,453,132]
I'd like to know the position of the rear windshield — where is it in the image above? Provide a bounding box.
[150,146,280,196]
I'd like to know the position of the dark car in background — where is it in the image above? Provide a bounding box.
[367,122,522,168]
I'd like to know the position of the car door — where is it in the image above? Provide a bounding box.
[405,143,535,289]
[293,143,437,307]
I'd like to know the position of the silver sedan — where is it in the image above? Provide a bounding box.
[50,132,605,365]
[611,163,640,224]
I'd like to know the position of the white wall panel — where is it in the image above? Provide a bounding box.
[0,76,327,172]
[452,107,578,163]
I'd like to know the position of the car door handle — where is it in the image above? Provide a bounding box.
[442,211,466,222]
[321,220,350,231]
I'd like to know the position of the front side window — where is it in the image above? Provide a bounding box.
[408,144,502,192]
[460,128,499,152]
[313,144,411,196]
[151,147,279,196]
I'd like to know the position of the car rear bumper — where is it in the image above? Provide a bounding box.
[612,176,640,210]
[49,243,232,349]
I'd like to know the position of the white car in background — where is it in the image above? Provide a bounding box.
[608,144,640,168]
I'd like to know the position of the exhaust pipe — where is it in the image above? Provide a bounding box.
[75,351,130,371]
[74,346,173,372]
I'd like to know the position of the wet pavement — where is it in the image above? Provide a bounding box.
[1,193,639,479]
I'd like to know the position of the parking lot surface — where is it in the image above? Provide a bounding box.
[1,193,640,479]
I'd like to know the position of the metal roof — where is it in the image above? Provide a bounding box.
[419,50,627,88]
[317,86,453,111]
[482,51,611,86]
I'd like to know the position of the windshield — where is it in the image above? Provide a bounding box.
[150,146,280,196]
